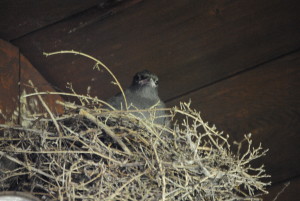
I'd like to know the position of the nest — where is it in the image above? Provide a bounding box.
[0,51,270,200]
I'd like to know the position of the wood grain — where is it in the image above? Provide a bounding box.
[167,51,300,184]
[11,0,300,102]
[0,39,64,124]
[0,0,106,40]
[20,53,64,116]
[263,176,300,201]
[0,39,20,123]
[2,1,300,193]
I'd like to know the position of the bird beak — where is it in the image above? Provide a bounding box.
[149,78,157,87]
[139,78,157,87]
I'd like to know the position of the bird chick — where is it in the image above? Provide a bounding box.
[106,70,168,126]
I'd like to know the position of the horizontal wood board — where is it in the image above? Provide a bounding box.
[167,51,300,184]
[263,176,300,201]
[0,0,120,40]
[11,0,300,102]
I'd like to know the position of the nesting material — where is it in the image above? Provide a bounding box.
[0,98,270,200]
[0,51,270,200]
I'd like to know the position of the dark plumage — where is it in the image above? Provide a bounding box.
[106,70,168,126]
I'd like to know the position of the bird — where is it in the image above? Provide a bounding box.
[106,70,168,126]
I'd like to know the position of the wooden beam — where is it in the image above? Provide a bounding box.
[0,0,108,40]
[0,39,20,123]
[167,51,300,184]
[11,0,300,102]
[20,53,64,116]
[263,176,300,201]
[0,39,64,124]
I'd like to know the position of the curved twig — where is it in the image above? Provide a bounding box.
[43,50,128,109]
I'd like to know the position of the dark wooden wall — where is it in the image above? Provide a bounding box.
[0,39,64,124]
[1,0,299,199]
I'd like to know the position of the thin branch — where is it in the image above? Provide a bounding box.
[0,151,58,181]
[272,182,290,201]
[43,50,128,109]
[104,169,149,200]
[79,109,132,155]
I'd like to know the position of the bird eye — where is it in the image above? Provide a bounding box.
[139,75,146,80]
[155,80,159,85]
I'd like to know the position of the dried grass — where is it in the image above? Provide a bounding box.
[0,51,270,200]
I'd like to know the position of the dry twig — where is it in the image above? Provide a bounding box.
[0,51,270,200]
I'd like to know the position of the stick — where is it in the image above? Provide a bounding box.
[43,50,128,109]
[28,80,62,141]
[0,151,58,181]
[79,109,132,155]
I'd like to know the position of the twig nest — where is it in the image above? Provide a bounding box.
[0,96,270,200]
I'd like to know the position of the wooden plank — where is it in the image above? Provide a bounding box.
[263,177,300,201]
[20,54,64,117]
[11,0,300,102]
[0,39,20,123]
[0,0,107,40]
[0,39,63,125]
[167,51,300,184]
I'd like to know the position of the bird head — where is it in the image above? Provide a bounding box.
[132,70,159,88]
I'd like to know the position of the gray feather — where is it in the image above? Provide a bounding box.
[107,70,168,126]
